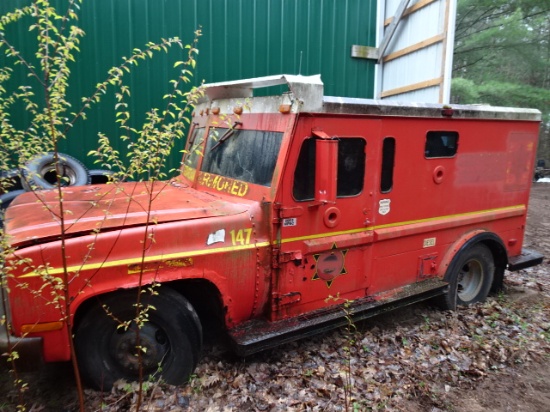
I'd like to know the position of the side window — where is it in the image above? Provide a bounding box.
[293,137,366,201]
[293,138,316,201]
[380,137,395,193]
[337,138,365,197]
[425,131,458,158]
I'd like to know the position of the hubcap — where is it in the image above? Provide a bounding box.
[109,323,170,374]
[457,259,484,302]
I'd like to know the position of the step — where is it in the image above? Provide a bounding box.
[228,278,448,356]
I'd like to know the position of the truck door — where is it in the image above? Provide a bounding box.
[272,117,380,320]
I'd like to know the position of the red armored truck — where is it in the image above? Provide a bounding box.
[1,75,543,388]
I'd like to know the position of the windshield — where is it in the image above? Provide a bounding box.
[183,127,205,169]
[201,127,283,187]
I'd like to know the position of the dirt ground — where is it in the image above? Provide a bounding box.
[442,182,550,412]
[1,183,549,411]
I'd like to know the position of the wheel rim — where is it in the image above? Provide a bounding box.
[39,163,78,186]
[457,258,485,302]
[109,322,171,376]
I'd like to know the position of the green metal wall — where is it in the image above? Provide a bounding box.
[1,0,377,170]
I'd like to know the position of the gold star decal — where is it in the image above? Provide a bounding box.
[312,243,348,288]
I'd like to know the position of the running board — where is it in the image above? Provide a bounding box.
[508,248,544,271]
[228,278,447,356]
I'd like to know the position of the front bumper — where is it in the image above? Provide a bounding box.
[508,248,545,271]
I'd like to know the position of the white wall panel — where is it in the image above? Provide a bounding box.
[375,0,456,103]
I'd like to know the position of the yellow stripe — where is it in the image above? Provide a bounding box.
[19,241,271,278]
[279,204,525,244]
[372,204,524,230]
[279,226,369,244]
[18,204,524,279]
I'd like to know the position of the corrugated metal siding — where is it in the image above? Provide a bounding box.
[1,1,377,170]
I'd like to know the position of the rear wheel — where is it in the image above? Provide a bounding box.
[75,287,202,390]
[440,244,494,310]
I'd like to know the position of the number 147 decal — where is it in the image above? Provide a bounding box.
[230,229,252,246]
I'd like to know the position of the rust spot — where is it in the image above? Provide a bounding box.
[128,258,193,275]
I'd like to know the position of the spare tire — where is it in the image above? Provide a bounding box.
[22,152,90,191]
[89,169,115,184]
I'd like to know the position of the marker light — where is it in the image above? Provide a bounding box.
[21,321,64,334]
[279,104,291,114]
[441,106,454,117]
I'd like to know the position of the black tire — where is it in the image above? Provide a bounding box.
[89,169,115,185]
[0,189,26,229]
[22,152,90,191]
[440,244,494,310]
[75,287,202,390]
[0,189,25,210]
[0,169,23,193]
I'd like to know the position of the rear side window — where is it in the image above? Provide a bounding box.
[293,137,366,201]
[425,131,458,158]
[380,137,395,193]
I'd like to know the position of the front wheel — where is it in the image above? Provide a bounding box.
[440,243,495,310]
[75,287,202,390]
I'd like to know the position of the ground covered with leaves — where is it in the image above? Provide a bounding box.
[2,184,550,412]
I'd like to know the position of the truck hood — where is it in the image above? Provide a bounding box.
[5,181,249,247]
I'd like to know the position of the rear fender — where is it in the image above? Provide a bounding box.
[438,230,507,288]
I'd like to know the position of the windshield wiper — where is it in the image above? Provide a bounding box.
[209,121,242,152]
